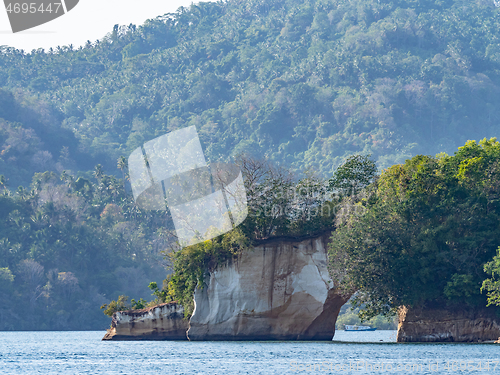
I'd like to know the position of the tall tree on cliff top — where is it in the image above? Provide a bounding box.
[328,155,377,197]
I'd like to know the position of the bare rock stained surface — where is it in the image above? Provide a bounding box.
[102,302,188,341]
[187,233,347,341]
[397,306,500,343]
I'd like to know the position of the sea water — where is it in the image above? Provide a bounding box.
[0,331,498,374]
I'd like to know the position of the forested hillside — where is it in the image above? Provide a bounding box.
[0,169,169,330]
[2,0,500,330]
[2,0,500,188]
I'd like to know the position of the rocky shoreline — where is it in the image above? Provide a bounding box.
[397,305,500,343]
[102,233,500,343]
[103,232,349,341]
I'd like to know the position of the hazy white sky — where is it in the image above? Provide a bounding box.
[0,0,201,52]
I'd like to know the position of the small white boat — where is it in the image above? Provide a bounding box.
[344,325,377,331]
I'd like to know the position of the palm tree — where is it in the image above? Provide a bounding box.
[17,186,27,200]
[117,156,127,195]
[94,164,103,183]
[0,174,6,191]
[60,170,69,185]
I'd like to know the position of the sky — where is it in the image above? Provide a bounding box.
[0,0,202,52]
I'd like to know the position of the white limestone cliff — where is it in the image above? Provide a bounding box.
[187,233,347,340]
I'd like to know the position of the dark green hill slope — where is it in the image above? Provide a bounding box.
[1,0,500,182]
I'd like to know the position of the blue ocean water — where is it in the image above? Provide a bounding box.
[0,330,498,374]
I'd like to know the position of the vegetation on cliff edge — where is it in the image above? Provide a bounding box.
[329,138,500,320]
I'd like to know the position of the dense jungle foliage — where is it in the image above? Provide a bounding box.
[0,166,170,330]
[329,138,500,320]
[2,0,500,188]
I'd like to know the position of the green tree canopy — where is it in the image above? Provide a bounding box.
[328,154,377,197]
[482,248,500,307]
[329,138,500,319]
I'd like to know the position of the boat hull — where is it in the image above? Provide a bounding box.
[344,325,377,331]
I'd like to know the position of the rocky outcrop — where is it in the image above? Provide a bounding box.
[102,302,188,340]
[187,233,348,341]
[102,232,348,341]
[397,305,500,343]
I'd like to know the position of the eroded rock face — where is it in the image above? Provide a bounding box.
[187,233,348,341]
[102,302,188,341]
[397,305,500,343]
